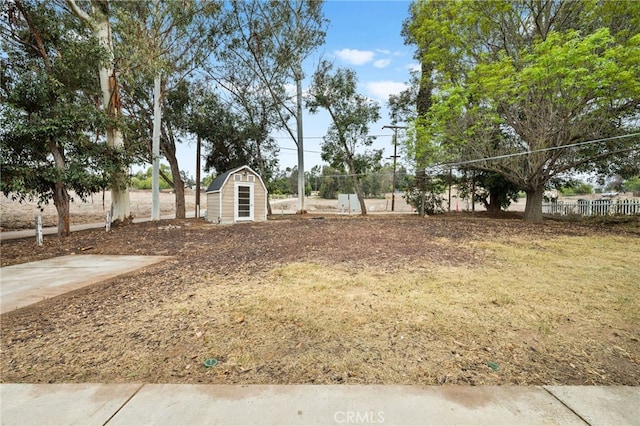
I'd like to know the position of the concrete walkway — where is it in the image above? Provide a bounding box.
[1,384,638,425]
[0,255,169,314]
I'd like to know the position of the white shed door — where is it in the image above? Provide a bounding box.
[235,182,254,221]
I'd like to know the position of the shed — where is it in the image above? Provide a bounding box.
[205,165,268,224]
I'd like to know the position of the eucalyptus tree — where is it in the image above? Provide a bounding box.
[65,0,131,223]
[204,52,282,215]
[114,0,221,219]
[212,0,327,212]
[307,60,382,214]
[184,81,279,183]
[404,0,640,222]
[1,0,121,236]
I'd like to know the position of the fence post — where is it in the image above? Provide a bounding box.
[105,211,111,232]
[35,216,43,246]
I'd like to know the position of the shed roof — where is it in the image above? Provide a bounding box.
[206,165,264,193]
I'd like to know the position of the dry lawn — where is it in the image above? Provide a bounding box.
[1,214,639,385]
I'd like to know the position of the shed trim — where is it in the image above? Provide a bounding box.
[205,165,266,194]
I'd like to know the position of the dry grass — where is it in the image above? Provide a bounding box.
[134,234,639,385]
[2,216,639,385]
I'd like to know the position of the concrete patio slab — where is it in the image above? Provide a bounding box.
[545,386,640,425]
[108,385,583,426]
[0,255,169,314]
[0,383,142,426]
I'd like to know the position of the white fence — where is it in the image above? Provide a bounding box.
[543,199,640,216]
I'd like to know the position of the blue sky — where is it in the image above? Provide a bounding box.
[177,0,416,178]
[276,0,416,171]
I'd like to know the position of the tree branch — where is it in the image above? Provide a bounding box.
[13,0,50,70]
[65,0,93,25]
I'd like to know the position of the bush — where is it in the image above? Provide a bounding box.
[559,181,592,196]
[130,176,171,190]
[623,177,640,193]
[403,173,446,215]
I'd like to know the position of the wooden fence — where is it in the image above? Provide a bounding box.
[542,199,640,216]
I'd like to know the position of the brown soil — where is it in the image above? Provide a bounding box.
[1,207,639,385]
[0,190,189,231]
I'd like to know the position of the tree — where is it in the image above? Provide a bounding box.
[307,60,381,214]
[182,82,277,178]
[1,0,121,236]
[318,166,351,199]
[115,1,221,219]
[457,170,520,213]
[212,0,327,212]
[404,0,640,222]
[623,177,640,194]
[200,53,282,213]
[130,165,173,190]
[65,0,131,223]
[403,171,446,215]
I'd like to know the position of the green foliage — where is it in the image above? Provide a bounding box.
[623,177,640,193]
[130,165,173,190]
[0,0,125,213]
[318,167,353,199]
[209,0,327,206]
[457,170,520,212]
[403,171,446,215]
[559,181,594,196]
[266,170,291,196]
[307,60,382,212]
[404,0,640,221]
[202,173,215,189]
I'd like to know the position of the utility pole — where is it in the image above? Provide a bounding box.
[151,74,161,221]
[448,167,452,211]
[382,125,407,211]
[195,135,201,218]
[296,66,305,213]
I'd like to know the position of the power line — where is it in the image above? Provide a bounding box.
[276,132,640,175]
[434,132,640,169]
[272,133,394,140]
[278,146,323,154]
[275,133,397,155]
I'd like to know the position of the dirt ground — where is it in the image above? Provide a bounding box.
[0,190,191,231]
[0,190,414,231]
[1,193,639,385]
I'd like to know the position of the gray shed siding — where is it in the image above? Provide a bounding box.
[206,166,267,224]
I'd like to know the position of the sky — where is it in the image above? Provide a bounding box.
[174,0,416,179]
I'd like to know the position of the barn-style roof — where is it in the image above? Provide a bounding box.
[205,165,264,193]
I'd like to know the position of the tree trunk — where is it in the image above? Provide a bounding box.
[48,140,70,236]
[487,193,503,213]
[295,66,305,213]
[352,175,367,215]
[53,182,71,237]
[162,127,186,219]
[524,186,545,223]
[255,139,272,216]
[95,7,130,223]
[346,158,367,215]
[166,149,186,219]
[67,0,130,223]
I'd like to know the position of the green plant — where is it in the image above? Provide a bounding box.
[623,176,640,193]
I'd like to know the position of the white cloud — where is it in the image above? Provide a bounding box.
[376,49,391,55]
[373,59,391,69]
[283,83,297,97]
[366,81,409,102]
[334,48,375,66]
